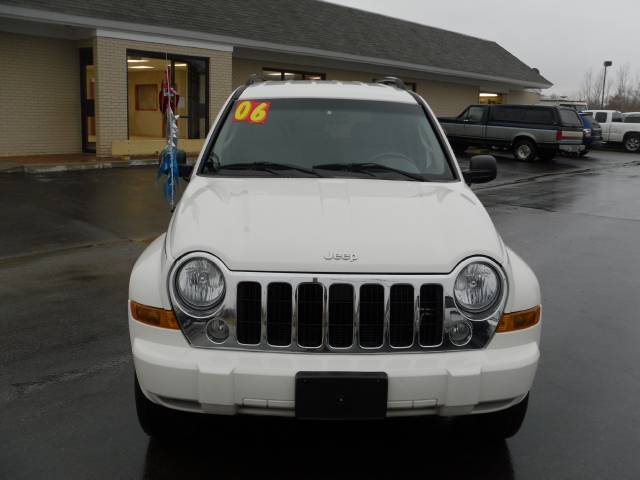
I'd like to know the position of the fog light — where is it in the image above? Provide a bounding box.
[449,320,472,346]
[207,318,229,342]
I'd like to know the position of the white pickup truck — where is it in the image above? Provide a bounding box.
[583,110,640,152]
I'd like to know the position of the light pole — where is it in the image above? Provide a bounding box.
[601,60,613,109]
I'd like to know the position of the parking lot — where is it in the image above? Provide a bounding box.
[2,148,640,479]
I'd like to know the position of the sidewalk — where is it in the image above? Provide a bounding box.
[0,154,160,174]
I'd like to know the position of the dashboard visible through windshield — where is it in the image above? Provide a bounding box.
[200,98,456,182]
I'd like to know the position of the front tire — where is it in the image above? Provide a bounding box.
[513,139,537,161]
[475,394,529,439]
[135,374,181,439]
[623,134,640,153]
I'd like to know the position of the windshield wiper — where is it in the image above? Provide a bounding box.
[216,162,323,177]
[313,162,424,181]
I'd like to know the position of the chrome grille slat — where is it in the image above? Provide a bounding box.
[383,283,391,348]
[353,285,361,348]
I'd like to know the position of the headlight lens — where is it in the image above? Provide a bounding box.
[175,257,225,312]
[454,262,501,314]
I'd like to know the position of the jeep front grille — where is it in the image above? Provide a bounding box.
[170,254,508,353]
[234,280,444,351]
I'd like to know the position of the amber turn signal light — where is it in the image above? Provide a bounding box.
[130,301,180,330]
[496,305,541,333]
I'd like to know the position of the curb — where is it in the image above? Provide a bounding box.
[1,158,159,174]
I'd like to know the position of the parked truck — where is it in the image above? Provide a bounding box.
[582,110,640,152]
[439,104,584,161]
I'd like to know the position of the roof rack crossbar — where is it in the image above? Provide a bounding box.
[375,76,407,90]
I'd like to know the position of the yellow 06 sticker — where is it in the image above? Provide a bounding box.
[233,100,271,125]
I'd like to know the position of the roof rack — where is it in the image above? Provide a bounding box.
[245,74,265,86]
[375,77,406,90]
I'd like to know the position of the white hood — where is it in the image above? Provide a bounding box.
[167,177,505,273]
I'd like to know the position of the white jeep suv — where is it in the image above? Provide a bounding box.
[129,78,541,438]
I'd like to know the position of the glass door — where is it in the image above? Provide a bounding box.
[126,50,209,141]
[79,48,95,153]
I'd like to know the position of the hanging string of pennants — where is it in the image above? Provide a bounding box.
[157,64,181,210]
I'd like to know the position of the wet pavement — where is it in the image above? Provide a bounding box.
[2,149,640,479]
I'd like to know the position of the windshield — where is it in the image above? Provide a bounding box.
[201,98,455,181]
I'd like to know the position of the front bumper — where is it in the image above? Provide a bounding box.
[131,315,540,418]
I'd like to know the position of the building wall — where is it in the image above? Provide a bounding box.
[94,36,232,157]
[417,81,478,116]
[0,32,81,156]
[506,89,541,105]
[232,57,479,116]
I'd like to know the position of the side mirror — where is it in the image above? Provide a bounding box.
[463,155,497,185]
[178,164,193,181]
[176,149,187,165]
[175,149,193,181]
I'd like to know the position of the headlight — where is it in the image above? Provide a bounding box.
[454,262,501,315]
[174,257,225,314]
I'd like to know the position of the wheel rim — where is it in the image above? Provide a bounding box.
[625,136,640,151]
[517,144,531,160]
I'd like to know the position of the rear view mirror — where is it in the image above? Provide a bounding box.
[463,155,497,185]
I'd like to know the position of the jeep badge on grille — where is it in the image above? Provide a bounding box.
[323,252,359,262]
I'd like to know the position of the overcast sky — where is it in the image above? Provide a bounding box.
[325,0,639,96]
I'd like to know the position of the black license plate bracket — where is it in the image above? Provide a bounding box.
[295,372,388,420]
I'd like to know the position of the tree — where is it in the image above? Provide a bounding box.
[579,68,607,109]
[578,65,640,111]
[608,64,631,111]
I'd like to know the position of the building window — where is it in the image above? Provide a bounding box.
[127,51,209,140]
[262,68,326,80]
[479,92,503,105]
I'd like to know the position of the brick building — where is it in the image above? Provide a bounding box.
[0,0,551,158]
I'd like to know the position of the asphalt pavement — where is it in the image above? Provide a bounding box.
[1,149,640,479]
